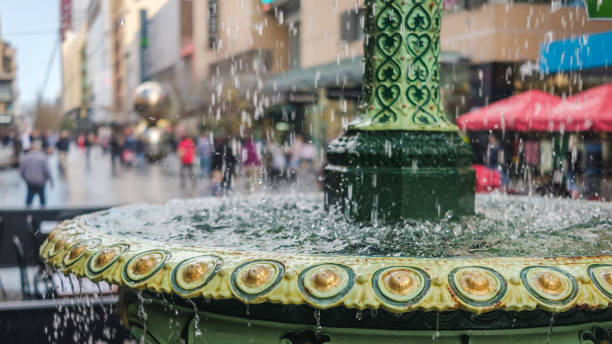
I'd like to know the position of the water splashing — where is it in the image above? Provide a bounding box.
[186,299,202,338]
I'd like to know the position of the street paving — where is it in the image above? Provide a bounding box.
[0,147,212,208]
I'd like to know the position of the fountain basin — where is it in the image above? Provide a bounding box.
[39,194,612,342]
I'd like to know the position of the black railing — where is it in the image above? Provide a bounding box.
[0,207,107,267]
[0,207,133,342]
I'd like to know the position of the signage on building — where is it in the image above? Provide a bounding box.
[0,115,13,125]
[327,87,361,100]
[60,0,72,41]
[261,0,277,11]
[584,0,612,20]
[288,93,317,103]
[539,30,612,73]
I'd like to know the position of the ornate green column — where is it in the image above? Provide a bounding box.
[325,0,475,221]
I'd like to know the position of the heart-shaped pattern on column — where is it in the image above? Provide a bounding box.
[377,59,402,82]
[432,1,442,30]
[406,59,429,82]
[406,33,431,58]
[406,84,437,124]
[405,1,432,31]
[373,109,398,124]
[406,84,431,108]
[377,84,401,107]
[431,36,440,59]
[372,84,401,124]
[377,33,402,57]
[376,3,402,30]
[413,110,438,125]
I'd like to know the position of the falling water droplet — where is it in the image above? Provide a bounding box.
[545,313,556,344]
[187,299,202,338]
[432,312,440,343]
[314,310,322,336]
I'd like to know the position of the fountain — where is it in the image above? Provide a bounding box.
[41,0,612,343]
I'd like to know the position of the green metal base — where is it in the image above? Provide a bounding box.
[324,130,475,221]
[325,166,475,221]
[121,292,612,344]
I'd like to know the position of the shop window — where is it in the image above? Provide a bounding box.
[208,0,219,50]
[340,10,363,43]
[289,22,300,69]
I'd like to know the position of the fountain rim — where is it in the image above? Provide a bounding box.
[41,216,612,315]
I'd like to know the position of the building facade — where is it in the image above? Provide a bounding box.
[85,0,113,124]
[441,1,612,106]
[60,26,87,121]
[114,0,171,123]
[60,0,89,128]
[60,0,612,139]
[0,31,17,123]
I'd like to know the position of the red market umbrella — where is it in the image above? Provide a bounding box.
[543,84,612,132]
[456,90,561,131]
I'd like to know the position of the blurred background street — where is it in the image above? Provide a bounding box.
[0,147,201,208]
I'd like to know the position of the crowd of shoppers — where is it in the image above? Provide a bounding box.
[184,131,319,196]
[1,124,324,206]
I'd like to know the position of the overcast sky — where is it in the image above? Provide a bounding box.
[1,0,61,108]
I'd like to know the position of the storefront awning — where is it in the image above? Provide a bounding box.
[266,52,468,93]
[539,30,612,73]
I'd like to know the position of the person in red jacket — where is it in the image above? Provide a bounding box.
[177,136,196,189]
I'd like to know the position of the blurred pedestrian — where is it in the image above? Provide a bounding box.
[289,135,318,187]
[77,134,85,152]
[241,136,261,192]
[85,132,95,160]
[177,135,196,189]
[564,135,582,199]
[210,170,224,196]
[55,130,70,177]
[212,137,236,193]
[135,135,146,169]
[266,139,287,186]
[487,134,507,187]
[110,135,123,174]
[196,132,212,178]
[20,140,53,207]
[20,130,31,152]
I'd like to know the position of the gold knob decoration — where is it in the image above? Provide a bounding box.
[172,256,220,294]
[452,267,503,303]
[86,245,127,278]
[68,243,87,261]
[601,270,612,287]
[62,240,100,267]
[54,239,67,253]
[312,268,341,291]
[132,253,162,276]
[536,272,563,295]
[95,247,121,268]
[460,271,491,296]
[123,250,169,285]
[524,267,573,302]
[233,261,283,297]
[243,264,273,288]
[376,267,427,304]
[589,265,612,298]
[383,270,414,295]
[183,261,210,283]
[122,250,170,286]
[302,264,351,300]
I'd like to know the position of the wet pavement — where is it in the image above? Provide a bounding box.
[0,147,213,208]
